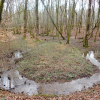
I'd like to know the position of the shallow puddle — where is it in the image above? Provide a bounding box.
[0,69,39,95]
[14,51,23,59]
[0,51,100,96]
[38,73,100,95]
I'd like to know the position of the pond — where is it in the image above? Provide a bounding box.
[0,51,100,96]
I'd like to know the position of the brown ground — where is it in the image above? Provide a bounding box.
[0,27,100,99]
[40,28,100,52]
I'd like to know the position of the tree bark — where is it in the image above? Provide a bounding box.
[0,0,5,23]
[66,0,75,44]
[98,0,100,37]
[83,0,92,47]
[65,0,67,29]
[23,0,28,38]
[35,0,39,36]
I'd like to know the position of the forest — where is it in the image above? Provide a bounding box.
[0,0,100,99]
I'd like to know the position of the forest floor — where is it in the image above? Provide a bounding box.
[0,28,100,99]
[0,34,99,83]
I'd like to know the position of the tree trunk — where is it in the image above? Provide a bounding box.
[23,0,28,38]
[65,0,67,29]
[78,0,83,33]
[0,0,5,23]
[66,0,75,44]
[41,0,65,40]
[46,0,50,36]
[83,0,92,47]
[35,0,39,36]
[98,0,100,37]
[56,0,61,43]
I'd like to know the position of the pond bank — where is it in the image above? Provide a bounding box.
[0,50,100,96]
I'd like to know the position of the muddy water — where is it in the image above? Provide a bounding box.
[0,51,100,96]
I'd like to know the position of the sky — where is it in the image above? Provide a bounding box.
[27,0,99,11]
[4,0,99,13]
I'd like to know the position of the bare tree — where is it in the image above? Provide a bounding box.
[66,0,76,44]
[78,0,83,33]
[83,0,92,47]
[65,0,67,29]
[41,0,65,40]
[23,0,28,38]
[56,0,61,43]
[0,0,5,23]
[35,0,39,36]
[94,0,100,41]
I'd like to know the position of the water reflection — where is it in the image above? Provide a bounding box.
[86,51,100,69]
[0,69,38,95]
[0,51,100,96]
[38,73,100,95]
[14,51,23,59]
